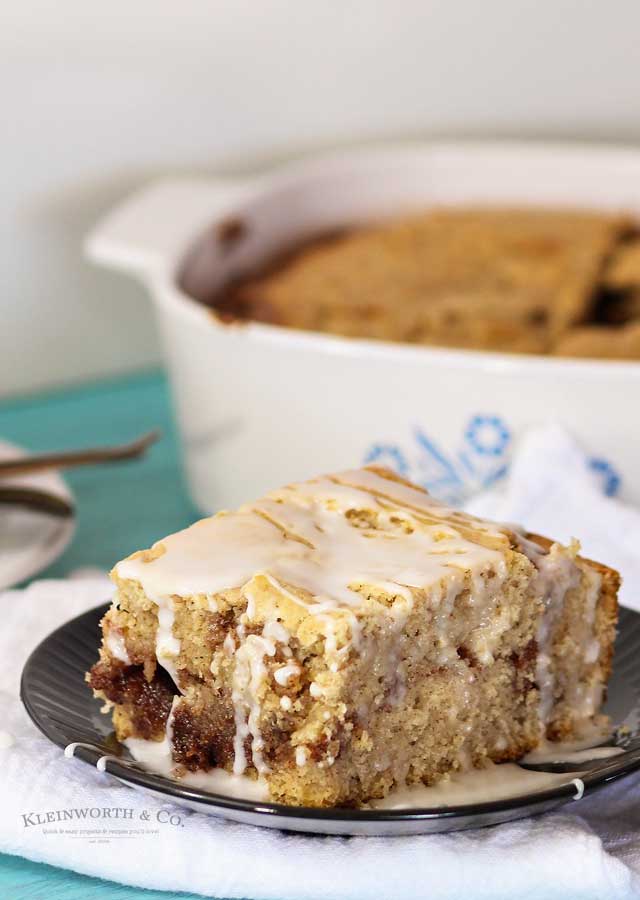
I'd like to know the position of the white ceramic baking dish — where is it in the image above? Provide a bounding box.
[86,143,640,512]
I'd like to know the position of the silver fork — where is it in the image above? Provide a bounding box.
[0,430,159,479]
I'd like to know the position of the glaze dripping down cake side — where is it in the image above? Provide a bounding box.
[87,467,619,807]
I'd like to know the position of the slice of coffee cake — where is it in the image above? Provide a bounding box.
[88,467,618,807]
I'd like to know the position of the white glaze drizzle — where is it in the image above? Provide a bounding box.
[570,567,605,719]
[121,735,604,809]
[222,632,236,657]
[370,761,584,809]
[522,721,612,762]
[526,745,622,764]
[516,538,604,730]
[166,695,179,745]
[377,726,618,809]
[124,735,269,800]
[112,467,602,778]
[231,632,276,775]
[115,470,508,608]
[229,586,296,775]
[263,619,290,643]
[295,746,309,767]
[104,627,131,665]
[519,540,581,728]
[115,469,515,775]
[273,664,300,686]
[151,591,181,687]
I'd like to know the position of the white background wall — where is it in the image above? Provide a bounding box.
[2,1,639,396]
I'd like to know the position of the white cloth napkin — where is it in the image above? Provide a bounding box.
[2,425,640,900]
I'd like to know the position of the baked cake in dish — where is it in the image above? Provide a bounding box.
[88,466,619,807]
[210,208,640,359]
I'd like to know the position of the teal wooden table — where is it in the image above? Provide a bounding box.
[0,371,219,900]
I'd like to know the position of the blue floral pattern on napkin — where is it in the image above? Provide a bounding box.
[364,415,621,504]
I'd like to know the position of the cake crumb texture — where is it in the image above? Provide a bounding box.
[210,208,640,359]
[88,466,619,806]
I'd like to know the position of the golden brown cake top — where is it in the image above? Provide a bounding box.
[211,207,640,358]
[115,466,513,611]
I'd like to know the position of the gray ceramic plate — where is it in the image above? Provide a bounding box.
[20,603,640,836]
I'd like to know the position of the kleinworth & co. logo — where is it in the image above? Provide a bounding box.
[21,805,185,843]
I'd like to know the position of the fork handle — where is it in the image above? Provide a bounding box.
[0,486,75,518]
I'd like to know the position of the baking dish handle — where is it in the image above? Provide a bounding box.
[85,177,245,279]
